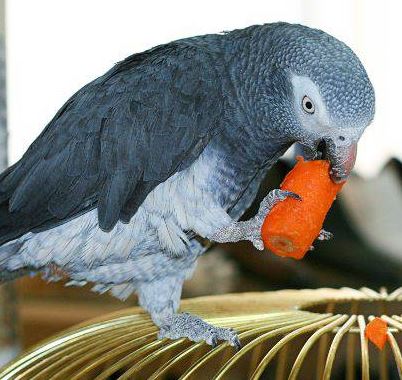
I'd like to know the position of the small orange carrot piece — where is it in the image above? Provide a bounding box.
[365,318,388,350]
[261,157,344,259]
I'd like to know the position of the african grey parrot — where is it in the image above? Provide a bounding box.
[0,23,374,347]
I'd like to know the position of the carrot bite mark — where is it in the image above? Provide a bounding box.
[365,318,388,350]
[261,157,344,259]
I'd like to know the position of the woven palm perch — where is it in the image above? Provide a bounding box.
[1,288,402,379]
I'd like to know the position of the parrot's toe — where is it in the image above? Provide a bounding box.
[157,312,241,349]
[280,190,302,202]
[318,229,333,241]
[251,238,265,251]
[230,332,242,351]
[257,188,302,218]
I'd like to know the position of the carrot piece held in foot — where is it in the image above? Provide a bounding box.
[261,157,344,259]
[365,317,388,350]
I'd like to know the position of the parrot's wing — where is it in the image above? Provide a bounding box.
[0,41,224,244]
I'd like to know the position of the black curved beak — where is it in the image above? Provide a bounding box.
[317,139,357,183]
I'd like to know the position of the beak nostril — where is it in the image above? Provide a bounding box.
[316,139,327,160]
[338,135,345,141]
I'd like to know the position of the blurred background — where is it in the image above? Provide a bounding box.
[0,0,400,369]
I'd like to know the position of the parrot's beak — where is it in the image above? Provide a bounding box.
[323,139,357,183]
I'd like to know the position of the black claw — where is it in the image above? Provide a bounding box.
[158,325,170,340]
[233,337,242,351]
[286,191,302,201]
[211,336,218,348]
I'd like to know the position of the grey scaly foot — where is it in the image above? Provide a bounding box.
[310,229,333,250]
[210,189,301,250]
[317,229,333,241]
[158,312,241,349]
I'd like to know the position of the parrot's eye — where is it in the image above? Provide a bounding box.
[302,96,315,114]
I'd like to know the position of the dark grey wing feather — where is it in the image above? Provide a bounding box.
[0,41,224,244]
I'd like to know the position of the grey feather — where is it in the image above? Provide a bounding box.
[0,39,225,244]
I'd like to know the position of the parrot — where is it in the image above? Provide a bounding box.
[0,22,374,348]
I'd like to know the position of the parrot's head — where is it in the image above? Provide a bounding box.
[242,23,375,182]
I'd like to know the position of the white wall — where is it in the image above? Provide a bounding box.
[6,0,401,176]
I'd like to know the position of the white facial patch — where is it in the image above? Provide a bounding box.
[290,74,366,146]
[291,75,330,136]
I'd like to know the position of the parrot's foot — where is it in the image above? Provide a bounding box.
[317,229,333,241]
[158,312,241,349]
[210,189,301,250]
[310,229,333,250]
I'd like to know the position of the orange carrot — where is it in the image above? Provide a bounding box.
[261,157,344,259]
[365,318,388,350]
